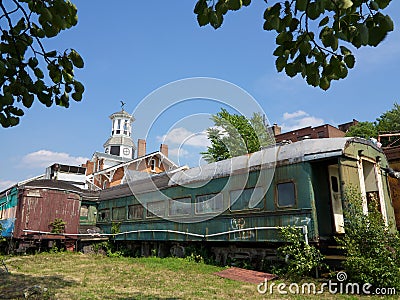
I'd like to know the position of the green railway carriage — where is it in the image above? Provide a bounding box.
[95,138,396,261]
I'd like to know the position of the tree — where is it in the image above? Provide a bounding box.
[346,102,400,146]
[376,102,400,133]
[0,0,84,128]
[201,108,274,162]
[345,121,377,139]
[194,0,394,90]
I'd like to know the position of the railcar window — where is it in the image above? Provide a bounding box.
[195,194,223,214]
[331,176,339,193]
[80,205,88,217]
[277,182,296,207]
[147,201,166,218]
[98,209,110,222]
[230,187,264,211]
[112,206,126,220]
[128,204,144,220]
[169,197,191,216]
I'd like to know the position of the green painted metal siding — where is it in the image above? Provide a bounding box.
[0,186,18,211]
[97,162,317,243]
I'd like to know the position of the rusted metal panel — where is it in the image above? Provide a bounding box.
[13,187,81,239]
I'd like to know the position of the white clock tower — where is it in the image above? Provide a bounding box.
[103,107,135,159]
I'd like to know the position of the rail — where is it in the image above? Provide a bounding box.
[23,225,309,244]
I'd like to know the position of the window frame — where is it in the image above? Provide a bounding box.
[112,206,127,221]
[97,208,110,222]
[169,197,192,216]
[128,204,144,220]
[229,187,265,212]
[275,180,297,209]
[195,193,224,215]
[146,200,166,218]
[150,158,156,172]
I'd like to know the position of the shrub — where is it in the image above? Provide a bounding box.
[277,225,325,280]
[49,218,66,233]
[337,188,400,289]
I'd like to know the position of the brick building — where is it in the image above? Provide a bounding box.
[85,109,180,190]
[271,119,359,143]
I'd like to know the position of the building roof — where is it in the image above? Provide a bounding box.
[103,136,136,149]
[92,151,133,163]
[91,151,180,177]
[109,110,134,121]
[22,179,84,194]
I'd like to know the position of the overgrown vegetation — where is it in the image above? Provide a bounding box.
[337,188,400,289]
[49,218,66,233]
[276,225,325,280]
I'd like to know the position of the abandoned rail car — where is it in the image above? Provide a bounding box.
[0,180,83,252]
[94,137,396,262]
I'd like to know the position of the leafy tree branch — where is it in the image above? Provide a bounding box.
[194,0,393,90]
[0,0,84,128]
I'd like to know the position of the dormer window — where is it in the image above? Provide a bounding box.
[150,158,156,172]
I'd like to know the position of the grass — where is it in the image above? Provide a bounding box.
[0,252,398,299]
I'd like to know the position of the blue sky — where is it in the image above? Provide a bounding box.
[0,1,400,190]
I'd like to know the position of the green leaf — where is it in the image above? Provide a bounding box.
[34,68,44,79]
[45,50,57,57]
[72,92,82,101]
[275,56,287,72]
[197,7,210,26]
[370,1,379,10]
[242,0,251,6]
[319,76,330,90]
[368,26,387,46]
[22,93,34,108]
[28,57,39,68]
[194,0,207,14]
[228,0,242,11]
[69,50,84,68]
[319,16,329,27]
[307,2,320,20]
[299,42,311,56]
[285,63,297,77]
[74,81,85,93]
[306,72,320,87]
[296,0,307,11]
[289,18,300,31]
[340,46,352,56]
[338,0,353,9]
[375,0,391,9]
[276,32,293,45]
[344,55,355,68]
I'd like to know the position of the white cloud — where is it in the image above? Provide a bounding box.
[281,111,325,132]
[168,147,190,158]
[157,127,211,147]
[283,110,308,120]
[0,180,17,191]
[21,150,89,169]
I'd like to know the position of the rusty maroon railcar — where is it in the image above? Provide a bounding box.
[0,179,82,252]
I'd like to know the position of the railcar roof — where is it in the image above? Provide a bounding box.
[99,137,382,200]
[168,137,381,186]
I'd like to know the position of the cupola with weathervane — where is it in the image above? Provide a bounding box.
[103,102,136,159]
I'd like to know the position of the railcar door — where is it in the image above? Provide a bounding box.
[328,165,345,234]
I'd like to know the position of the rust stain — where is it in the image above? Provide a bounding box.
[215,267,277,284]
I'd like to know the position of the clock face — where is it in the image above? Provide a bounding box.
[123,148,130,155]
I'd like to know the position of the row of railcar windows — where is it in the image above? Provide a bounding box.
[97,181,296,222]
